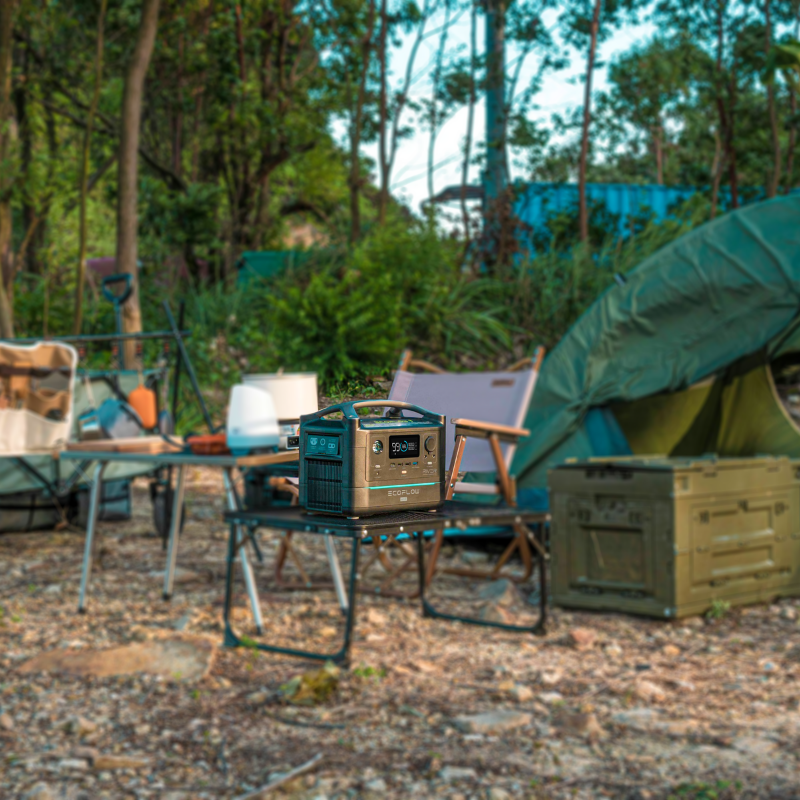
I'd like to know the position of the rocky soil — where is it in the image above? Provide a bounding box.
[1,470,799,800]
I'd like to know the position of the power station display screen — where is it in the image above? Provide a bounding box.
[389,434,420,458]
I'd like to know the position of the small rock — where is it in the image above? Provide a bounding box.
[604,643,623,658]
[662,644,681,657]
[537,691,564,705]
[0,712,14,731]
[635,680,666,703]
[319,626,337,638]
[488,788,512,800]
[133,723,151,736]
[508,684,534,702]
[554,711,605,741]
[611,709,657,731]
[59,758,89,770]
[478,579,520,608]
[732,737,777,756]
[92,755,149,771]
[172,613,193,632]
[440,766,477,782]
[455,710,532,735]
[364,777,387,792]
[568,628,596,650]
[22,783,55,800]
[246,690,270,705]
[71,746,100,761]
[148,567,203,585]
[539,668,563,687]
[781,607,797,622]
[479,604,514,625]
[365,608,387,626]
[66,716,97,736]
[43,584,62,595]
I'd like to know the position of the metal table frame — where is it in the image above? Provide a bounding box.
[223,503,549,665]
[60,449,300,633]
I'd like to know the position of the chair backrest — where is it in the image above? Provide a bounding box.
[0,341,78,455]
[388,368,537,473]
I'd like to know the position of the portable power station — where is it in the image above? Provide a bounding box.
[299,400,446,516]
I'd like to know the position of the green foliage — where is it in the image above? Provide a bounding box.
[667,780,743,800]
[707,599,732,620]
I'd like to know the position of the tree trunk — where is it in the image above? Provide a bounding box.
[428,2,451,204]
[116,0,160,365]
[652,125,663,185]
[484,0,506,206]
[461,0,477,247]
[386,0,430,189]
[0,0,17,338]
[765,0,781,198]
[710,129,724,220]
[348,0,376,244]
[377,0,389,224]
[578,0,602,244]
[172,30,184,179]
[786,85,797,192]
[726,73,739,208]
[75,0,107,335]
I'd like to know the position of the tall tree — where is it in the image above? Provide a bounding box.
[765,0,781,196]
[562,0,640,243]
[116,0,161,363]
[0,0,17,338]
[598,36,698,185]
[75,0,108,335]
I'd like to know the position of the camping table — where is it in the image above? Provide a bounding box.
[223,503,549,664]
[59,446,299,632]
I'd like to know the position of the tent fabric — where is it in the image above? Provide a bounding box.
[512,195,800,489]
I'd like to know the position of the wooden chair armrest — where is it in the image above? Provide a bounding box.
[408,359,446,374]
[396,348,446,374]
[268,476,300,498]
[451,418,530,442]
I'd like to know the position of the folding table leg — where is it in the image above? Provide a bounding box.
[77,462,107,613]
[223,468,264,635]
[416,523,547,635]
[325,534,349,614]
[163,465,187,600]
[224,527,361,665]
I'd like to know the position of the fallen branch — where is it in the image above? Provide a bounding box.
[234,753,324,799]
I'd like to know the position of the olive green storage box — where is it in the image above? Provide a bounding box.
[549,457,800,618]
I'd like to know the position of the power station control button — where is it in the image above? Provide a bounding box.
[326,439,338,454]
[372,440,384,454]
[424,436,436,452]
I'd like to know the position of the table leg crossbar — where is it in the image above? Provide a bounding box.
[223,526,361,665]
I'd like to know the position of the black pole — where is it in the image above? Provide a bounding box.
[170,302,186,427]
[163,300,215,433]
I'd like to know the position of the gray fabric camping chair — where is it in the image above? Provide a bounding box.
[272,347,547,597]
[384,346,547,584]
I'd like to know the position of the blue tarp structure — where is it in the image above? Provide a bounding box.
[513,182,773,240]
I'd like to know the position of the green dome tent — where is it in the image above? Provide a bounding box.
[512,195,800,503]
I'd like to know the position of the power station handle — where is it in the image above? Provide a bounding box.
[304,400,444,425]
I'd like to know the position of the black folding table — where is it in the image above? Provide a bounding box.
[223,502,549,664]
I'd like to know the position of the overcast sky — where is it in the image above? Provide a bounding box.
[344,6,658,214]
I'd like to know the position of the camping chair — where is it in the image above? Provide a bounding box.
[376,346,548,586]
[272,346,546,597]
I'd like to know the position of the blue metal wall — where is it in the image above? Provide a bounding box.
[513,182,766,238]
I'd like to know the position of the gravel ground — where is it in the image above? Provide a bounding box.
[1,470,799,800]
